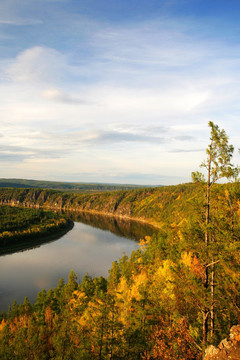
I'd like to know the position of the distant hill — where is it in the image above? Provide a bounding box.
[0,178,156,192]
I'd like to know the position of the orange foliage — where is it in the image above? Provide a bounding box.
[45,306,53,329]
[143,318,201,360]
[0,319,6,333]
[181,252,204,278]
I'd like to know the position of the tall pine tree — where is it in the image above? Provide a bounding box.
[192,121,239,347]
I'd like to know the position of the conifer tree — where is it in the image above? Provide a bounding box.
[192,121,239,346]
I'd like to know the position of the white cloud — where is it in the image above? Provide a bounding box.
[41,87,90,104]
[99,87,210,117]
[6,46,67,84]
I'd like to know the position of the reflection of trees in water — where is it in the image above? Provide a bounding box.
[65,212,158,241]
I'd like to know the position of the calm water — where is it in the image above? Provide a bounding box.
[0,214,157,311]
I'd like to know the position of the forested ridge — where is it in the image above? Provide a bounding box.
[0,122,240,359]
[0,179,150,192]
[0,182,207,229]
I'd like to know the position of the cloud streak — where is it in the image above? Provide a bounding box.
[0,18,42,26]
[81,130,165,145]
[41,88,90,104]
[169,148,205,153]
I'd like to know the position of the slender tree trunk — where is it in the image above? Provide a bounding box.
[210,263,215,338]
[202,309,209,347]
[226,193,234,232]
[99,321,104,360]
[110,302,115,359]
[205,159,211,246]
[203,159,211,345]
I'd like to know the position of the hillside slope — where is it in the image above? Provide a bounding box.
[0,183,202,229]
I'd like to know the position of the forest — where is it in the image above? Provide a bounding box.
[0,206,73,254]
[0,122,240,359]
[0,179,149,192]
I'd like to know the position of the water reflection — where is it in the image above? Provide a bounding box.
[0,215,157,311]
[66,211,157,241]
[0,222,74,257]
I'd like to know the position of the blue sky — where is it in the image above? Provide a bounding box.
[1,0,240,185]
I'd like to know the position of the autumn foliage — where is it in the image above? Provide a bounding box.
[0,178,240,358]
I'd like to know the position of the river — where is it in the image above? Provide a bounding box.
[0,213,157,311]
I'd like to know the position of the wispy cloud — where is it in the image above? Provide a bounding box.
[0,18,42,26]
[0,143,72,162]
[92,22,208,68]
[81,130,165,145]
[174,135,195,141]
[169,148,205,153]
[41,88,90,104]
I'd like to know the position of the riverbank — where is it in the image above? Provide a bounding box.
[0,219,74,256]
[0,206,74,255]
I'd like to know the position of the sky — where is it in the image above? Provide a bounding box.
[1,0,240,185]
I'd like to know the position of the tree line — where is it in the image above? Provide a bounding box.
[0,206,72,249]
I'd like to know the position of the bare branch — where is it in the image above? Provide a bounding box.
[205,260,220,268]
